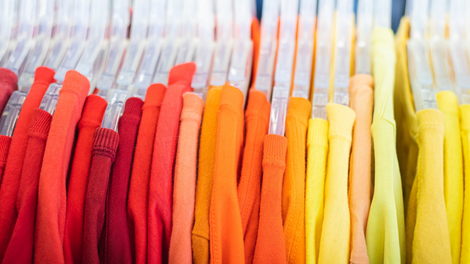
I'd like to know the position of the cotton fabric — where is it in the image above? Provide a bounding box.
[0,68,17,113]
[0,136,11,186]
[460,105,470,262]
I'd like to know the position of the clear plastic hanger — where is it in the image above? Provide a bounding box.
[254,0,280,102]
[4,0,38,75]
[96,0,130,94]
[209,0,234,87]
[291,0,317,100]
[311,0,334,120]
[130,0,167,98]
[227,0,253,105]
[191,0,215,100]
[40,0,109,115]
[114,0,150,88]
[332,0,353,107]
[407,0,438,111]
[448,0,470,104]
[152,0,183,85]
[355,0,373,75]
[17,0,55,90]
[268,0,298,136]
[174,0,197,65]
[0,0,17,65]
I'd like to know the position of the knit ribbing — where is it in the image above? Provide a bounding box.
[93,128,120,161]
[29,109,53,136]
[0,136,12,166]
[123,97,144,119]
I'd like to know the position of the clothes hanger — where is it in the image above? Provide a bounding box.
[355,0,373,75]
[268,0,298,136]
[291,0,317,100]
[407,0,438,111]
[209,0,234,87]
[39,0,109,115]
[174,0,197,65]
[253,0,280,102]
[191,0,215,100]
[332,0,353,107]
[0,0,17,65]
[227,0,254,105]
[311,0,334,119]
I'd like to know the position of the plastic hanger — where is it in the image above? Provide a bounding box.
[291,0,317,100]
[191,0,215,100]
[311,0,334,120]
[114,0,150,88]
[227,0,254,105]
[332,0,353,107]
[355,0,373,75]
[0,0,17,65]
[17,0,55,90]
[268,0,298,136]
[174,0,197,65]
[209,0,234,87]
[253,0,280,102]
[152,0,183,85]
[407,0,438,111]
[131,0,167,97]
[39,0,109,115]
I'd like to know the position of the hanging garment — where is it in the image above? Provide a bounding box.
[253,134,287,264]
[0,68,17,113]
[283,97,310,264]
[348,74,374,264]
[436,91,464,264]
[34,70,90,264]
[192,86,222,264]
[0,136,10,185]
[237,90,270,264]
[0,66,55,262]
[318,103,355,264]
[64,95,108,264]
[305,118,329,264]
[148,62,196,264]
[128,83,166,264]
[366,27,405,264]
[168,93,204,264]
[209,84,245,264]
[103,98,143,264]
[1,109,52,264]
[460,105,470,262]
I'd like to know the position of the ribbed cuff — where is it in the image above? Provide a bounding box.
[307,119,329,148]
[79,95,108,128]
[417,109,445,132]
[93,128,120,161]
[168,62,197,87]
[34,66,56,84]
[123,97,144,118]
[0,135,12,164]
[0,68,18,88]
[326,103,356,142]
[144,84,166,108]
[263,134,287,168]
[29,109,53,138]
[181,93,204,122]
[287,97,311,125]
[61,70,90,103]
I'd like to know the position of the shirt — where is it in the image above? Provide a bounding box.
[64,95,108,264]
[2,109,52,264]
[348,74,374,264]
[103,98,143,264]
[253,134,287,264]
[192,87,222,264]
[0,68,17,113]
[366,27,405,264]
[0,136,11,186]
[436,91,464,264]
[34,70,90,264]
[0,67,55,261]
[168,93,204,264]
[283,97,310,264]
[237,90,270,264]
[209,84,245,264]
[128,83,166,264]
[459,104,470,263]
[148,62,196,264]
[318,103,355,264]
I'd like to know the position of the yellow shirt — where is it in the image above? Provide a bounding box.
[460,105,470,262]
[318,103,355,264]
[305,118,329,264]
[436,91,463,264]
[366,27,406,263]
